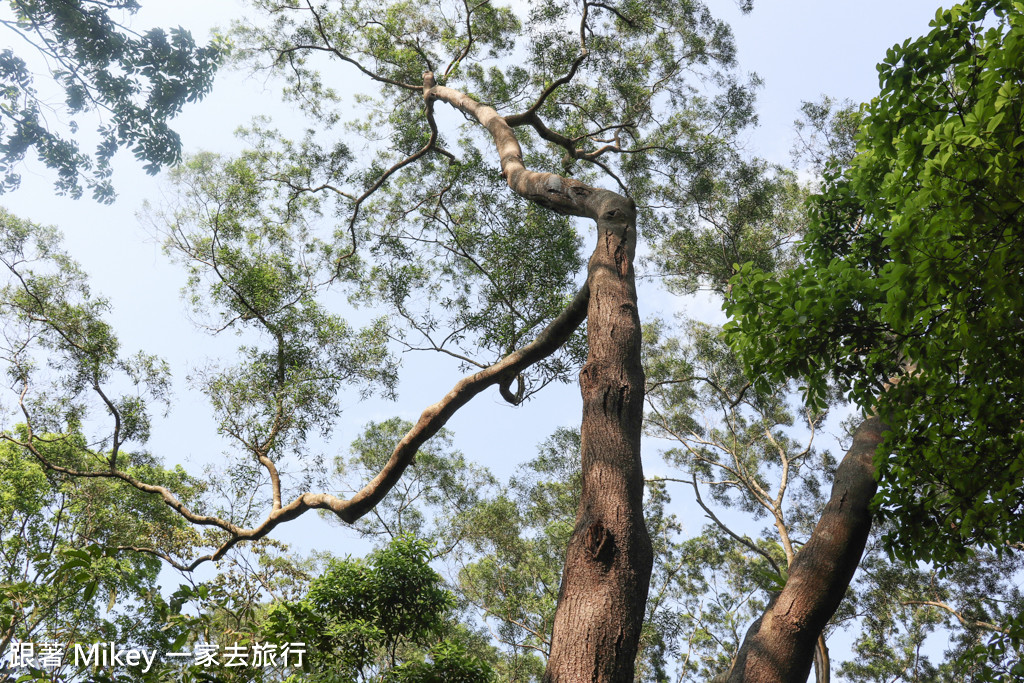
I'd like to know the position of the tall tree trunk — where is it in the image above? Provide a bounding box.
[727,416,885,683]
[544,195,653,682]
[423,75,653,683]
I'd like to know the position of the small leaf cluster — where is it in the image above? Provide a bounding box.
[645,159,807,296]
[0,210,171,453]
[159,151,397,466]
[0,0,226,201]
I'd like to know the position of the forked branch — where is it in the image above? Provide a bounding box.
[424,72,623,219]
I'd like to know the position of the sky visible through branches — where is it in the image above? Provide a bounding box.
[0,0,952,676]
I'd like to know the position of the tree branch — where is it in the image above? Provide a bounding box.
[9,274,589,570]
[424,73,625,219]
[659,473,783,576]
[902,600,1010,635]
[506,51,588,125]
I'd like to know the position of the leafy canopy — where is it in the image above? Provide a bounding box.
[228,0,760,389]
[725,0,1024,563]
[0,435,209,681]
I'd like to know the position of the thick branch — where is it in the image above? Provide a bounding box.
[424,73,616,218]
[727,416,885,683]
[338,282,589,520]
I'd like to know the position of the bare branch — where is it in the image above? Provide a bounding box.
[902,600,1010,635]
[669,473,783,576]
[508,110,630,193]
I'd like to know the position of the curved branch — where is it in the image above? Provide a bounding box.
[338,281,589,521]
[10,277,589,570]
[10,70,614,576]
[425,73,623,219]
[507,110,629,193]
[653,473,783,576]
[499,373,525,405]
[588,2,635,27]
[506,51,588,124]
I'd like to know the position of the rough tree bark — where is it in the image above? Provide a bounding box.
[424,73,653,682]
[544,191,652,682]
[726,416,885,683]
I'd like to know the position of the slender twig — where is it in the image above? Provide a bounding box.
[902,600,1010,635]
[677,473,782,576]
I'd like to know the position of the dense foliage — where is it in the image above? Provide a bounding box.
[264,535,494,682]
[0,435,207,681]
[726,0,1024,564]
